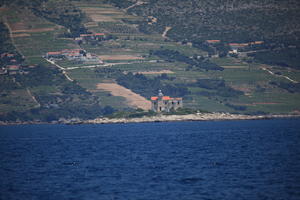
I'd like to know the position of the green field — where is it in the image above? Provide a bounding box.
[1,0,300,115]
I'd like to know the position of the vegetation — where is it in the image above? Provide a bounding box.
[31,0,87,37]
[108,109,156,119]
[0,23,23,67]
[192,41,230,57]
[0,64,116,122]
[151,49,223,71]
[107,0,300,69]
[164,107,208,115]
[124,0,300,42]
[1,0,300,122]
[270,81,300,93]
[0,23,15,54]
[103,0,132,9]
[116,72,190,98]
[191,79,244,98]
[248,48,300,69]
[1,0,87,37]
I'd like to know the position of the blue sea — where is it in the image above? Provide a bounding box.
[1,119,300,200]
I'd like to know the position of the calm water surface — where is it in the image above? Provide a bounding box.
[1,119,300,200]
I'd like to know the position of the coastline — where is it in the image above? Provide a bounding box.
[1,113,300,126]
[85,113,300,124]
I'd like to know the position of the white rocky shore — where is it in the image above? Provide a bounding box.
[84,113,300,124]
[0,113,299,126]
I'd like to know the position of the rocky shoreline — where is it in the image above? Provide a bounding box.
[1,113,300,126]
[84,113,300,124]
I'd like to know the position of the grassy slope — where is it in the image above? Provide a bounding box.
[1,0,300,115]
[0,5,106,119]
[73,0,300,114]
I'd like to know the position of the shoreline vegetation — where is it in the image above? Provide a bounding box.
[1,113,300,126]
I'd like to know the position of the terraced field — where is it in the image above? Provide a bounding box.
[1,0,300,114]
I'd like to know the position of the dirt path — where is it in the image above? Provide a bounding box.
[162,26,172,38]
[26,88,41,108]
[45,59,74,82]
[97,83,151,110]
[11,28,55,33]
[124,1,147,11]
[65,60,161,70]
[3,20,25,57]
[11,33,31,37]
[261,67,298,83]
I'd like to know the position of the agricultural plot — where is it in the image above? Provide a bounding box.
[3,8,75,65]
[2,0,299,114]
[96,83,152,110]
[0,88,38,113]
[71,1,300,113]
[75,1,139,23]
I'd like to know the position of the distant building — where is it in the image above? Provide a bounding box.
[228,43,249,52]
[45,49,103,64]
[6,65,20,75]
[151,90,183,112]
[0,68,7,75]
[7,65,20,71]
[228,49,238,54]
[206,40,221,44]
[46,51,64,59]
[1,53,14,58]
[249,41,264,45]
[94,33,105,37]
[62,49,84,60]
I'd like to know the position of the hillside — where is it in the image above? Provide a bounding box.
[108,0,300,69]
[0,0,300,122]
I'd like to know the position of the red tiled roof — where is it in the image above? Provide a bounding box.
[1,53,15,58]
[206,40,220,43]
[7,65,20,70]
[250,41,264,45]
[173,98,183,100]
[151,96,177,101]
[94,33,105,36]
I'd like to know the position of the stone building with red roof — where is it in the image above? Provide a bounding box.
[151,90,183,112]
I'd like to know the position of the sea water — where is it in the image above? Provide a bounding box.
[1,119,300,200]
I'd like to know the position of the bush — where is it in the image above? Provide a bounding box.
[193,79,244,97]
[270,81,300,93]
[116,72,190,98]
[151,49,223,71]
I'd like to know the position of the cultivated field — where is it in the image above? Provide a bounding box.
[97,83,152,110]
[2,0,300,114]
